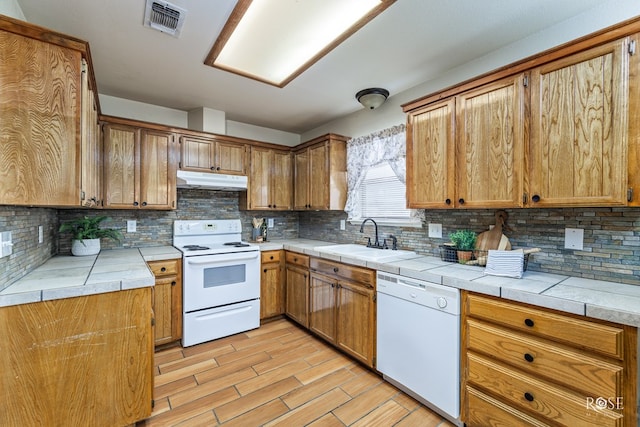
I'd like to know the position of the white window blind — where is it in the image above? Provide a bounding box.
[359,162,411,219]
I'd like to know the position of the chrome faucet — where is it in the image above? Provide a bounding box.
[360,218,381,248]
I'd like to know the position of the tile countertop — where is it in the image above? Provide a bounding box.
[258,239,640,328]
[0,246,181,308]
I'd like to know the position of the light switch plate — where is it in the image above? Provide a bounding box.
[340,220,346,231]
[1,231,12,258]
[267,218,274,229]
[428,223,443,238]
[127,220,136,233]
[38,225,43,244]
[564,228,584,250]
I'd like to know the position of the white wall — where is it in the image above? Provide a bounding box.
[0,0,25,20]
[226,121,300,146]
[301,0,640,141]
[99,94,189,128]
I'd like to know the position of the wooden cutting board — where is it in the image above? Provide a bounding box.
[475,210,511,251]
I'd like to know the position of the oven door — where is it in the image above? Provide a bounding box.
[183,251,260,312]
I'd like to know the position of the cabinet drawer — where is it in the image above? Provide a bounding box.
[261,250,282,264]
[310,258,375,287]
[467,352,623,426]
[285,251,309,268]
[148,259,180,277]
[465,386,550,427]
[465,293,624,359]
[466,318,622,398]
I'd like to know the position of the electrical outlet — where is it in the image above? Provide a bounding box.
[127,220,136,233]
[267,218,274,229]
[38,225,43,244]
[340,220,346,231]
[428,223,442,238]
[564,228,584,250]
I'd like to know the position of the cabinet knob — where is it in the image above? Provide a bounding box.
[161,267,166,272]
[333,267,339,273]
[142,201,147,206]
[532,194,541,203]
[210,166,216,171]
[524,392,534,402]
[133,201,139,206]
[273,204,277,208]
[263,268,267,273]
[303,274,307,279]
[445,198,451,205]
[270,256,274,260]
[217,166,221,171]
[294,258,298,262]
[524,353,534,363]
[331,283,336,288]
[171,281,176,286]
[458,198,465,205]
[524,318,535,327]
[268,204,272,208]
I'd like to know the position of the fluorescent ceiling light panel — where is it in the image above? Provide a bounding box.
[205,0,395,87]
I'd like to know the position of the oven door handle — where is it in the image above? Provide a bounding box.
[186,252,259,265]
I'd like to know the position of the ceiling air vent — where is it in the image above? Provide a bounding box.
[143,0,187,38]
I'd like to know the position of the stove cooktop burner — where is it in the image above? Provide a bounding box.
[183,245,210,251]
[223,242,251,247]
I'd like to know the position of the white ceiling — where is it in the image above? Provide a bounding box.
[17,0,609,134]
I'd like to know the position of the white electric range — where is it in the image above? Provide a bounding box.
[173,219,260,347]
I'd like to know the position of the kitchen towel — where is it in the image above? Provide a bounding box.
[484,249,524,279]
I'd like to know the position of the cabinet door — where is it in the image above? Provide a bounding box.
[80,65,101,208]
[249,147,272,210]
[180,136,214,172]
[103,124,138,208]
[215,140,246,175]
[529,38,628,207]
[139,129,177,209]
[406,98,456,208]
[336,281,375,367]
[153,275,182,346]
[309,143,329,209]
[456,74,525,208]
[309,272,337,343]
[261,261,283,319]
[0,31,82,207]
[285,265,309,328]
[293,149,309,209]
[272,150,293,210]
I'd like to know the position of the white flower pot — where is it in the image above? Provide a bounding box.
[71,238,101,256]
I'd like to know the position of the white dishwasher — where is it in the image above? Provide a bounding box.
[376,272,462,426]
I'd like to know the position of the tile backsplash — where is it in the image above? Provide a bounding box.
[2,193,639,287]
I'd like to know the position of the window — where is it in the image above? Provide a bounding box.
[359,162,411,220]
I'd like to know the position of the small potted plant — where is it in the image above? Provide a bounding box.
[449,230,477,264]
[59,216,123,256]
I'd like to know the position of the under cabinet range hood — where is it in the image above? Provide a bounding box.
[176,170,248,191]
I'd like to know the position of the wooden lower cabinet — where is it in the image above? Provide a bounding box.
[309,257,376,368]
[148,258,182,347]
[461,291,637,426]
[0,288,153,426]
[260,250,284,319]
[285,251,310,328]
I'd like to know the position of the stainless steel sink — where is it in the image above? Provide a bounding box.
[313,244,417,262]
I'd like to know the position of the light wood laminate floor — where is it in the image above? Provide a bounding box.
[138,318,455,427]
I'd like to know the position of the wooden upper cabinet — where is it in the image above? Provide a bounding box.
[103,123,177,210]
[0,28,82,207]
[406,98,456,208]
[456,73,525,208]
[242,147,292,210]
[180,135,246,175]
[80,60,102,208]
[294,134,348,211]
[529,38,629,207]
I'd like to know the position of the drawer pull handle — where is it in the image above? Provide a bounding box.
[333,267,339,273]
[161,267,166,272]
[524,392,534,402]
[171,281,176,286]
[270,256,274,260]
[294,258,297,262]
[524,318,534,327]
[524,353,534,363]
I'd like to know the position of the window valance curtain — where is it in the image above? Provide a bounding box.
[344,124,418,220]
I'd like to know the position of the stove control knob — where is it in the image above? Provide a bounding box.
[436,297,447,309]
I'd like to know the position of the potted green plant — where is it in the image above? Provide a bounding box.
[59,216,123,256]
[449,230,477,264]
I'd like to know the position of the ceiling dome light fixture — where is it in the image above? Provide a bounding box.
[356,88,389,110]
